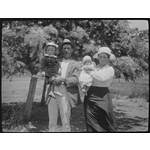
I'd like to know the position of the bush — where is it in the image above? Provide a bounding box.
[129,87,149,102]
[2,102,24,129]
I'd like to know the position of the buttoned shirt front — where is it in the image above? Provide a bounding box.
[60,59,70,78]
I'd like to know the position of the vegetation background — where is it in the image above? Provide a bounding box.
[1,20,149,132]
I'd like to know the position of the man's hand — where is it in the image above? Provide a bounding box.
[54,76,66,85]
[85,70,94,75]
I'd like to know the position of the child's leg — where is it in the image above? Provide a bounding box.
[54,85,62,96]
[48,96,58,132]
[48,83,55,98]
[82,84,89,96]
[85,85,90,93]
[82,84,87,92]
[53,75,62,96]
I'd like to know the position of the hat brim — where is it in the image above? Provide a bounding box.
[59,41,76,51]
[93,53,116,61]
[44,44,58,54]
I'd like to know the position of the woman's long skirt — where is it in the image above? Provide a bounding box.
[84,86,116,132]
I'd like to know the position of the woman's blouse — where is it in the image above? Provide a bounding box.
[90,64,114,87]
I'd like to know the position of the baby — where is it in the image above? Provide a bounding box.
[79,55,96,95]
[40,42,62,102]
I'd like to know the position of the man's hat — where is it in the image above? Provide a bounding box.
[59,39,76,51]
[44,42,58,54]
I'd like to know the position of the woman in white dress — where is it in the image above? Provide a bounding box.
[84,47,117,132]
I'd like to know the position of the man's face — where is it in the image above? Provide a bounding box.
[62,44,73,59]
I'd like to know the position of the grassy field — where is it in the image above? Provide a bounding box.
[2,75,149,132]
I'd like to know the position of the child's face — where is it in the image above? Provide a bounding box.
[46,46,56,55]
[84,60,92,65]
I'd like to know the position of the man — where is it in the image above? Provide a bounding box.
[47,39,81,132]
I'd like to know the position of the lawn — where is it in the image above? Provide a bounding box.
[2,75,149,132]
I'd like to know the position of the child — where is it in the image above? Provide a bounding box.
[79,55,96,95]
[40,42,62,104]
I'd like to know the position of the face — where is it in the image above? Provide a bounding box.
[46,46,56,56]
[62,44,73,59]
[84,60,92,65]
[98,52,109,66]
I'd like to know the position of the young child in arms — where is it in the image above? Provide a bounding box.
[79,55,96,95]
[40,42,62,103]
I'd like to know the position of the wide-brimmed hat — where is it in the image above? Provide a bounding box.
[59,39,76,51]
[93,47,116,61]
[82,55,92,63]
[44,42,58,54]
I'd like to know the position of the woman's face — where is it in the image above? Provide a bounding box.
[98,52,109,66]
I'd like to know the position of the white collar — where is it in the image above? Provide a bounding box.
[44,54,57,58]
[96,64,109,70]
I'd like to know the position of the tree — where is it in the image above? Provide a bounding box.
[2,19,149,122]
[2,23,58,122]
[3,19,149,81]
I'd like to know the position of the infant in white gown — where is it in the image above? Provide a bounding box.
[79,55,96,95]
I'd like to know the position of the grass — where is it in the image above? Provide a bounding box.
[110,78,149,101]
[2,75,149,132]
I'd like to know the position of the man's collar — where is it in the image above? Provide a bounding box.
[62,58,71,62]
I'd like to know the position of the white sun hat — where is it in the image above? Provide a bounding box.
[93,47,116,61]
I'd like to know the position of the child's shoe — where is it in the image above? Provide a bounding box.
[54,91,62,96]
[49,91,55,98]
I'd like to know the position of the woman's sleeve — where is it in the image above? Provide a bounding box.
[90,67,114,82]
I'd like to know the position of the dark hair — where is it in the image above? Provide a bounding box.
[106,53,110,59]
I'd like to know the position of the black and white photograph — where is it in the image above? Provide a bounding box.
[1,19,149,133]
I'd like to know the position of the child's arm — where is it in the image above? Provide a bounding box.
[84,65,95,74]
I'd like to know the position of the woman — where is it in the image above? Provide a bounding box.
[84,47,117,132]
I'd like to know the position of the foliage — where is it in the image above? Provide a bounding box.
[2,20,149,81]
[2,102,24,129]
[113,56,143,81]
[2,24,58,77]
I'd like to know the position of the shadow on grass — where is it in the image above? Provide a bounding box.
[29,102,49,132]
[2,102,148,132]
[114,111,148,132]
[28,103,87,132]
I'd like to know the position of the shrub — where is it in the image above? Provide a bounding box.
[2,102,24,129]
[129,87,149,102]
